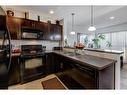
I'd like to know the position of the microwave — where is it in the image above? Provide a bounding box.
[21,28,43,39]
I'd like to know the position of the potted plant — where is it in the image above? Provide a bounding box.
[106,41,112,49]
[92,34,105,49]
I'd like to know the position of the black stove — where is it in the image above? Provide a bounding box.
[20,45,46,84]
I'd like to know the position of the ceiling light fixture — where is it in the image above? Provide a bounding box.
[110,16,115,20]
[49,10,54,14]
[88,5,96,31]
[70,13,76,35]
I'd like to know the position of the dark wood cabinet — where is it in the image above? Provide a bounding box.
[46,53,55,74]
[53,25,62,41]
[8,56,20,86]
[5,15,62,41]
[35,22,48,40]
[21,19,35,29]
[46,52,115,89]
[6,16,21,39]
[46,52,63,75]
[48,24,62,41]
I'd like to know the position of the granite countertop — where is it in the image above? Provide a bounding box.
[84,48,124,54]
[9,50,117,70]
[53,51,117,70]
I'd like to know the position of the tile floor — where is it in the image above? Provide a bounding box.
[9,64,127,89]
[9,74,56,89]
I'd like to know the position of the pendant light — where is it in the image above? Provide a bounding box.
[70,13,76,35]
[88,5,96,31]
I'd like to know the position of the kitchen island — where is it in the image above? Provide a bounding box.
[63,47,124,89]
[49,51,117,89]
[83,48,123,89]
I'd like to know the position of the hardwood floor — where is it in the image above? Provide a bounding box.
[121,63,127,89]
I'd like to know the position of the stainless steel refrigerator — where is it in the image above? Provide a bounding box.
[0,6,11,89]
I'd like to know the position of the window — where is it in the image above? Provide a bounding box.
[79,31,127,50]
[78,33,95,47]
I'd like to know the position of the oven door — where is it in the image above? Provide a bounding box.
[20,55,46,83]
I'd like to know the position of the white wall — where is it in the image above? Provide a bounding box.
[3,6,56,24]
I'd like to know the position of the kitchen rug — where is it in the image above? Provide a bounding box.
[41,77,66,89]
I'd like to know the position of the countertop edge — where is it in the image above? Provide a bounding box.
[53,51,117,70]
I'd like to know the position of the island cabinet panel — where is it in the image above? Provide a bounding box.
[97,63,115,89]
[52,53,115,89]
[6,16,21,39]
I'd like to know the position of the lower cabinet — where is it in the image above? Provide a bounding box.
[8,53,115,89]
[46,53,63,74]
[45,53,55,74]
[8,56,20,86]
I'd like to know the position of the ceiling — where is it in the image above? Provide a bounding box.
[3,5,127,29]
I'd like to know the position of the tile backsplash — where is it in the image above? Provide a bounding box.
[11,40,59,50]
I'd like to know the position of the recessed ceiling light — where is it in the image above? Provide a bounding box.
[110,16,115,20]
[49,10,54,14]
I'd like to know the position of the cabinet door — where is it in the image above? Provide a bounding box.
[47,23,54,40]
[53,25,62,41]
[8,57,20,86]
[6,16,21,39]
[53,53,63,73]
[35,22,48,40]
[21,19,35,29]
[46,53,54,74]
[49,24,62,41]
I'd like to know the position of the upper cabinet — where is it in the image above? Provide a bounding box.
[35,22,48,40]
[6,16,21,39]
[21,19,36,29]
[48,23,62,41]
[5,16,62,41]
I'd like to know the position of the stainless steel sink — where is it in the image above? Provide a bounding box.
[63,51,80,56]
